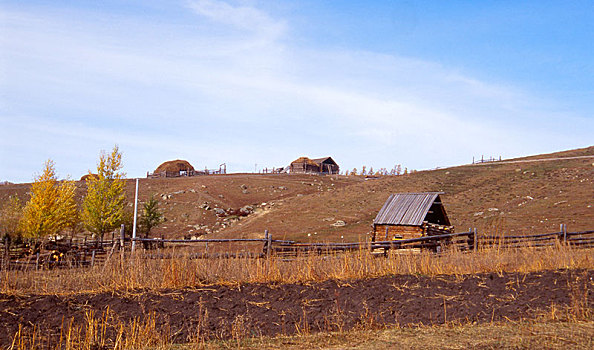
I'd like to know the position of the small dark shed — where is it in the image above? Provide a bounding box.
[372,192,452,241]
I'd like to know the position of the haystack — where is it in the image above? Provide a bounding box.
[80,173,99,181]
[155,160,195,173]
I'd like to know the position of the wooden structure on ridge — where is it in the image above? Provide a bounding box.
[290,156,339,175]
[372,192,452,241]
[148,160,226,178]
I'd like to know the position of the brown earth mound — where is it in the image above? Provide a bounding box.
[0,269,591,346]
[80,173,99,181]
[155,159,195,173]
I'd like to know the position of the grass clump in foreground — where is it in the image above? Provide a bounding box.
[10,307,594,349]
[1,245,593,295]
[212,320,594,350]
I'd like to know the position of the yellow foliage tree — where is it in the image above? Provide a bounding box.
[20,160,78,242]
[82,146,126,240]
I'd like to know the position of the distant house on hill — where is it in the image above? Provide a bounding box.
[289,156,339,175]
[372,192,452,241]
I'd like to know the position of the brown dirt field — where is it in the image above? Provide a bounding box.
[0,269,592,346]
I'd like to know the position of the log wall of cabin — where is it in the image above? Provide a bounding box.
[291,163,320,173]
[373,224,423,240]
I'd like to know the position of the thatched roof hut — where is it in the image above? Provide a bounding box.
[290,156,339,174]
[80,173,99,181]
[290,157,319,174]
[154,160,195,173]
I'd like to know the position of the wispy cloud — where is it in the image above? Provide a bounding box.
[186,0,286,42]
[0,1,592,182]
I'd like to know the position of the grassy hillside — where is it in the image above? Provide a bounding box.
[1,146,592,242]
[220,146,594,241]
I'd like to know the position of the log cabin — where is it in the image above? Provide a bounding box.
[372,192,453,241]
[290,156,340,175]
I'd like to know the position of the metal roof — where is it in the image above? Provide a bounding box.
[373,192,444,226]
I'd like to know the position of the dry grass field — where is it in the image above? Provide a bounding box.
[1,246,593,349]
[1,146,593,349]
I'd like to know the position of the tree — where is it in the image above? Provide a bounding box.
[20,160,77,243]
[82,146,126,241]
[352,168,357,176]
[139,195,163,239]
[0,196,24,244]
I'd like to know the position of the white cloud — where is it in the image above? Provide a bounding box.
[186,0,286,42]
[0,2,592,182]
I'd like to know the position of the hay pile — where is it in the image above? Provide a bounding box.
[290,157,317,166]
[155,160,195,173]
[80,174,99,181]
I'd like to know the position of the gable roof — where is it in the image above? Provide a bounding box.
[310,157,337,165]
[373,192,447,226]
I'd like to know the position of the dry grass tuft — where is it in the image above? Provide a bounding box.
[1,245,592,295]
[8,310,170,350]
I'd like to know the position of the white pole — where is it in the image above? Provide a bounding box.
[131,178,139,252]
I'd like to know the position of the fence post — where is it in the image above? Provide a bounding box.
[384,227,389,256]
[473,228,478,251]
[91,250,96,267]
[35,252,40,270]
[265,230,271,259]
[264,230,271,275]
[562,224,567,244]
[119,224,125,262]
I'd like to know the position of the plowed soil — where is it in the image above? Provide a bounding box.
[1,269,592,345]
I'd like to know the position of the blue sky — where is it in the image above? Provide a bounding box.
[1,0,593,182]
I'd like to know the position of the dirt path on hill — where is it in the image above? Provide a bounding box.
[0,269,592,345]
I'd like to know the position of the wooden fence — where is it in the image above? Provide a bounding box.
[269,225,594,256]
[2,226,593,269]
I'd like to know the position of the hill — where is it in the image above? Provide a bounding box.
[218,146,594,241]
[1,146,592,241]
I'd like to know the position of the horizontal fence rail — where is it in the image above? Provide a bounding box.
[1,224,593,269]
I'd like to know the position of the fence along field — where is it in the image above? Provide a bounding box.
[2,223,593,272]
[2,225,593,349]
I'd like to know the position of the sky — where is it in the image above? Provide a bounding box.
[1,0,593,182]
